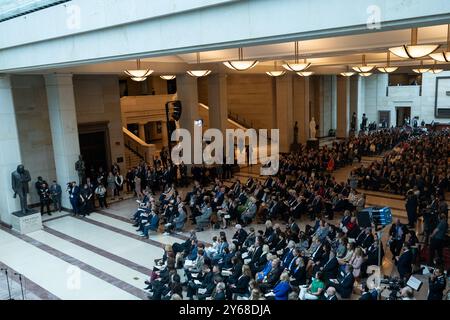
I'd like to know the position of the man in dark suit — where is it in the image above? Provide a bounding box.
[232,224,248,249]
[323,287,338,300]
[364,236,384,268]
[333,264,355,298]
[395,243,413,280]
[321,250,339,282]
[388,219,407,259]
[259,258,283,293]
[288,217,300,235]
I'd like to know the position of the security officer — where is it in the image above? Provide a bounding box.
[427,267,446,300]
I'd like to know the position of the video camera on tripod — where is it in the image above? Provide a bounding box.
[380,276,405,300]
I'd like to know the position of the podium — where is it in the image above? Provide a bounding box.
[306,139,319,150]
[11,210,43,234]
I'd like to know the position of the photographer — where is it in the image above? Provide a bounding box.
[428,267,446,300]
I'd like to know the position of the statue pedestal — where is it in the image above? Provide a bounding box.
[306,139,319,150]
[11,210,43,234]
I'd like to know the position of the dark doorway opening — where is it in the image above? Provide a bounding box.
[79,131,108,175]
[78,122,111,179]
[396,107,411,127]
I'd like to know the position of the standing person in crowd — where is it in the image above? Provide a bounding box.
[111,162,120,176]
[86,177,96,208]
[35,176,47,196]
[39,182,52,216]
[134,174,143,199]
[115,172,124,200]
[405,190,418,228]
[388,219,407,260]
[427,267,447,300]
[429,214,448,265]
[107,171,116,201]
[179,162,188,187]
[361,113,368,131]
[126,169,135,194]
[68,181,80,216]
[80,183,94,217]
[50,180,62,212]
[95,183,108,209]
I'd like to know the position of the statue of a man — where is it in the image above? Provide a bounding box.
[309,117,317,139]
[11,164,32,214]
[293,121,299,144]
[75,155,86,185]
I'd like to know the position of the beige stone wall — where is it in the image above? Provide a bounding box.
[73,75,125,173]
[227,74,275,130]
[11,75,57,204]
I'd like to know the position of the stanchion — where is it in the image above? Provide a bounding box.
[1,268,14,300]
[15,273,25,300]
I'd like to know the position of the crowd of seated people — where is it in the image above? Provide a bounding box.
[354,129,449,196]
[143,208,393,300]
[279,128,408,174]
[144,196,447,300]
[126,128,447,300]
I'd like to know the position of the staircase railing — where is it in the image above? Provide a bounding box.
[122,127,156,164]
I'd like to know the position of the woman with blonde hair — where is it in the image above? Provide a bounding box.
[272,271,290,300]
[349,246,364,280]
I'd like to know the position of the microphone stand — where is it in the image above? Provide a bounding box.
[15,273,25,300]
[1,268,14,300]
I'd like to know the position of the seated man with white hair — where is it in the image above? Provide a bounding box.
[323,286,338,300]
[232,224,248,249]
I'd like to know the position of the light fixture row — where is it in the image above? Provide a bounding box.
[125,25,450,81]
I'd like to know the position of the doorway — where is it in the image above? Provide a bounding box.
[396,107,411,127]
[378,111,390,128]
[78,122,111,178]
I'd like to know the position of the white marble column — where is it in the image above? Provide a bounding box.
[276,74,294,153]
[176,75,199,167]
[208,74,228,134]
[0,75,23,225]
[45,74,80,209]
[336,76,350,139]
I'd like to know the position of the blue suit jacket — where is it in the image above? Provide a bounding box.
[273,281,290,300]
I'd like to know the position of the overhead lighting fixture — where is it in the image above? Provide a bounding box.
[428,61,444,74]
[352,54,375,72]
[296,71,314,77]
[266,61,286,77]
[340,66,355,77]
[124,59,153,81]
[359,72,373,77]
[430,24,450,62]
[377,52,399,73]
[282,41,311,72]
[160,75,176,80]
[223,48,259,71]
[187,52,211,77]
[389,28,440,59]
[412,60,431,74]
[130,77,148,82]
